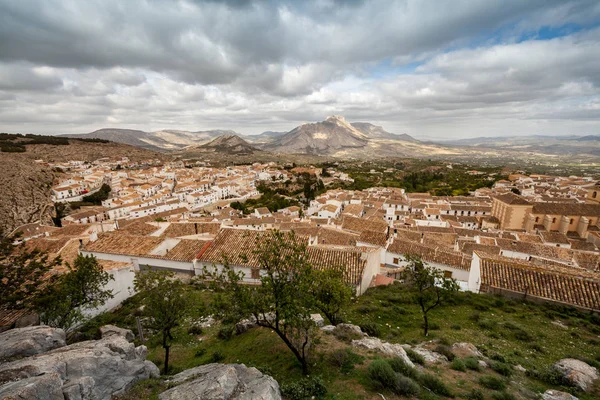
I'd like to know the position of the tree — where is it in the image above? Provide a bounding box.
[205,231,317,374]
[310,266,354,326]
[134,270,189,374]
[34,254,113,331]
[402,255,459,336]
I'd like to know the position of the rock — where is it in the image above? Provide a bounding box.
[197,316,215,328]
[235,319,258,335]
[334,323,367,338]
[551,320,569,330]
[478,360,489,369]
[450,342,483,358]
[411,346,448,363]
[352,337,414,368]
[515,364,526,373]
[0,371,64,400]
[160,363,281,400]
[311,314,324,327]
[100,325,135,342]
[320,325,335,332]
[542,389,579,400]
[0,325,66,361]
[553,358,598,392]
[0,330,159,400]
[544,389,580,400]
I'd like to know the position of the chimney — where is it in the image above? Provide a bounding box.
[89,231,98,242]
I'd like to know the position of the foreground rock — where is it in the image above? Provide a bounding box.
[99,324,135,342]
[160,363,281,400]
[352,337,414,368]
[542,389,579,400]
[0,325,66,361]
[0,325,159,400]
[553,358,598,392]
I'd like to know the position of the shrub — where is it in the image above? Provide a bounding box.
[217,324,235,341]
[489,353,507,363]
[387,357,418,379]
[478,375,506,391]
[491,361,513,377]
[513,329,533,342]
[187,325,203,335]
[478,319,496,330]
[392,375,420,397]
[194,347,206,358]
[467,388,484,400]
[281,376,327,400]
[435,344,456,361]
[359,321,382,337]
[328,348,364,373]
[418,373,452,397]
[469,312,481,322]
[464,357,481,372]
[209,350,225,363]
[491,392,516,400]
[368,360,397,389]
[405,348,425,365]
[451,324,462,330]
[451,358,466,372]
[526,366,569,386]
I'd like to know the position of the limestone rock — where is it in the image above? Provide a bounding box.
[0,371,64,400]
[411,346,448,364]
[450,342,483,358]
[100,325,135,342]
[311,314,324,327]
[0,327,159,400]
[514,364,526,373]
[0,325,66,362]
[334,323,367,338]
[542,389,579,400]
[160,363,281,400]
[235,319,258,335]
[352,337,414,368]
[478,360,489,369]
[553,358,598,392]
[320,325,335,332]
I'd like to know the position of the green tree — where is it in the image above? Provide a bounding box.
[206,231,317,374]
[134,270,189,374]
[402,255,459,336]
[34,254,113,331]
[310,266,353,326]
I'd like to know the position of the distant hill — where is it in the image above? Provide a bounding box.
[246,131,288,144]
[192,134,259,155]
[350,122,418,142]
[574,135,600,141]
[64,128,165,151]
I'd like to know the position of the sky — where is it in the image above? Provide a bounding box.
[0,0,599,139]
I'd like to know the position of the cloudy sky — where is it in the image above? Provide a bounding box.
[1,0,599,139]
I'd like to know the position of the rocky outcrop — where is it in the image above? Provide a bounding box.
[159,363,281,400]
[0,325,66,361]
[405,345,447,364]
[334,323,367,338]
[451,342,483,359]
[542,389,579,400]
[0,325,159,400]
[553,358,598,392]
[352,337,414,368]
[99,325,135,342]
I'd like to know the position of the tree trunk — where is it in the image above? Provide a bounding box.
[423,312,429,337]
[164,345,170,375]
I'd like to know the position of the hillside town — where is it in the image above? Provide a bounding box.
[5,158,600,332]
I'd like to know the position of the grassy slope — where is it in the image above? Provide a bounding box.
[80,284,600,400]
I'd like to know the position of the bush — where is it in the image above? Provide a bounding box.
[328,348,364,373]
[281,376,327,400]
[464,357,481,372]
[187,325,203,335]
[387,357,418,379]
[217,324,235,341]
[359,321,382,337]
[368,360,397,389]
[491,361,513,377]
[392,375,420,397]
[489,353,507,363]
[478,375,506,391]
[209,350,225,363]
[451,324,462,330]
[526,366,569,387]
[491,392,516,400]
[513,329,533,342]
[435,344,456,361]
[405,348,425,365]
[467,388,484,400]
[418,373,452,397]
[194,347,206,358]
[469,312,481,322]
[451,358,466,372]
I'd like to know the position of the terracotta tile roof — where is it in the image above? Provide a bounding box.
[161,222,220,238]
[569,240,597,252]
[158,239,210,262]
[83,232,162,256]
[540,231,570,244]
[316,228,359,246]
[493,193,532,205]
[49,224,93,238]
[119,221,160,236]
[460,243,500,256]
[516,233,543,244]
[495,238,573,261]
[387,238,471,270]
[394,229,423,243]
[342,215,388,234]
[357,230,388,247]
[422,233,457,248]
[532,203,600,216]
[573,251,600,271]
[477,253,600,311]
[18,237,72,255]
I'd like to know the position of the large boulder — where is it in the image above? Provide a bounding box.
[542,390,579,400]
[352,337,414,368]
[0,325,66,362]
[99,325,135,342]
[450,342,483,359]
[0,371,64,400]
[159,363,281,400]
[553,358,598,392]
[0,326,159,400]
[334,323,367,338]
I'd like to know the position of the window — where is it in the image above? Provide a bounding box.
[444,271,452,279]
[570,219,574,225]
[594,191,597,198]
[535,217,539,223]
[393,257,399,264]
[552,218,556,223]
[251,268,260,279]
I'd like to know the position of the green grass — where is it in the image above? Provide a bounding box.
[87,283,600,400]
